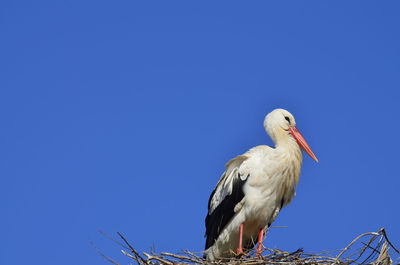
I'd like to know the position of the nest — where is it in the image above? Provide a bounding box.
[91,228,399,265]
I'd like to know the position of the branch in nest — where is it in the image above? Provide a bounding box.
[93,228,399,265]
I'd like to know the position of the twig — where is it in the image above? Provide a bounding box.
[117,232,148,265]
[90,240,120,265]
[335,231,381,262]
[143,252,173,265]
[121,249,137,260]
[161,252,201,263]
[350,233,381,263]
[359,236,384,262]
[380,227,400,255]
[99,230,129,250]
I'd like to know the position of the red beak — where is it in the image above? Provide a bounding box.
[288,127,318,162]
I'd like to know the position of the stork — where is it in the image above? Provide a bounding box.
[204,109,318,260]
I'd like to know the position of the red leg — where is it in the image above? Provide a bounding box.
[237,223,244,255]
[256,228,264,257]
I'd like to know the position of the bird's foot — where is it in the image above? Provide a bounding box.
[256,245,264,259]
[236,248,244,259]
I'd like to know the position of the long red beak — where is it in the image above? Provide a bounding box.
[288,127,318,162]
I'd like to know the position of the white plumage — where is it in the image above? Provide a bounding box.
[204,109,318,260]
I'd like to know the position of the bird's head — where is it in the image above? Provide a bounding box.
[264,109,318,162]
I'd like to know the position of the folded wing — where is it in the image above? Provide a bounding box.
[205,155,249,249]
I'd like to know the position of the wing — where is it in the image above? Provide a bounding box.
[205,155,248,250]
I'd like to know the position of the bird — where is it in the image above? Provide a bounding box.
[204,108,318,260]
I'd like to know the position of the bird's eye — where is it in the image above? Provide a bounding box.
[284,116,291,124]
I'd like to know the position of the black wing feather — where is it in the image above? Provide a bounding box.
[204,174,247,250]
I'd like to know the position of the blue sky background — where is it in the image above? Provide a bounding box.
[1,1,400,264]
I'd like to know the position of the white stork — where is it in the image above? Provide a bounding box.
[204,109,318,260]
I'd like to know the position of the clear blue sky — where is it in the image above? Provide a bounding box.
[1,1,399,264]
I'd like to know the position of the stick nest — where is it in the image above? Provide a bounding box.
[91,228,399,265]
